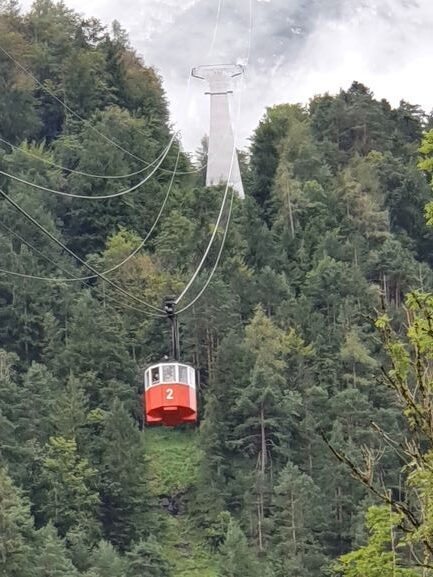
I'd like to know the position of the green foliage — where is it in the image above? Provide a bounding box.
[144,428,201,495]
[270,462,327,577]
[1,2,433,574]
[53,375,89,440]
[34,522,79,577]
[250,104,308,217]
[99,400,156,550]
[419,129,433,185]
[0,467,34,577]
[125,537,171,577]
[86,540,125,577]
[217,519,261,577]
[37,436,99,538]
[334,507,419,577]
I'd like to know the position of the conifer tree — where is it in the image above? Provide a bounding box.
[217,518,261,577]
[34,523,79,577]
[0,468,34,577]
[37,436,99,539]
[86,540,125,577]
[270,462,326,577]
[99,399,156,550]
[125,538,171,577]
[53,374,89,441]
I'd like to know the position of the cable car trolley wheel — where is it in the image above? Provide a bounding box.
[144,361,197,427]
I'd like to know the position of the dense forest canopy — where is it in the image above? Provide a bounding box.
[2,1,433,576]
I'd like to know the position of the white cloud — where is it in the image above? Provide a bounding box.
[18,0,433,152]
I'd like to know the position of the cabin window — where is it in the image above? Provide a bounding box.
[145,371,149,390]
[179,365,188,384]
[188,367,196,388]
[151,367,160,385]
[163,364,176,383]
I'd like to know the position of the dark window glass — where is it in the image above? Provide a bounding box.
[151,367,160,384]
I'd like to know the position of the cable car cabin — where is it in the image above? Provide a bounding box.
[144,362,197,427]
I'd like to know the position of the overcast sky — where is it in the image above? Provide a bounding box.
[21,0,433,153]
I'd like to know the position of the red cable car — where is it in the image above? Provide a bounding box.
[144,362,197,426]
[143,297,198,427]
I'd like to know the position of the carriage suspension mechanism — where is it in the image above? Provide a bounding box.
[163,296,180,362]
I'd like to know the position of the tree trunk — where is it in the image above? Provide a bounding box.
[206,325,212,379]
[291,489,297,550]
[287,186,295,239]
[256,407,267,552]
[260,407,267,473]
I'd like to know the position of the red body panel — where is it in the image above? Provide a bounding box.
[144,382,197,427]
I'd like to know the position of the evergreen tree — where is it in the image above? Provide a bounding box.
[217,518,261,577]
[125,538,171,577]
[36,436,99,539]
[34,523,79,577]
[52,374,89,441]
[269,462,327,577]
[99,399,156,550]
[0,3,432,571]
[86,540,125,577]
[0,467,34,577]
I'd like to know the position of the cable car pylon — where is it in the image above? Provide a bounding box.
[143,296,197,427]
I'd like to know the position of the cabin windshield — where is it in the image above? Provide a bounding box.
[163,364,176,382]
[178,365,188,384]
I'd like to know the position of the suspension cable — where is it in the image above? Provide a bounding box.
[0,136,206,178]
[0,132,176,200]
[0,220,77,276]
[0,187,165,313]
[0,44,205,177]
[173,105,240,305]
[177,186,235,315]
[176,0,253,308]
[208,0,224,57]
[0,221,163,317]
[0,43,154,167]
[0,149,180,283]
[175,64,246,306]
[174,183,230,305]
[0,3,253,318]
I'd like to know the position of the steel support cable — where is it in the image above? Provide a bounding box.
[174,179,231,305]
[0,45,205,177]
[208,0,224,56]
[97,288,164,317]
[175,0,253,309]
[0,136,206,178]
[247,0,254,64]
[0,3,253,311]
[0,44,156,167]
[0,221,163,317]
[0,132,177,199]
[0,187,165,314]
[175,72,246,306]
[0,149,180,283]
[175,135,236,310]
[177,186,234,315]
[0,220,77,276]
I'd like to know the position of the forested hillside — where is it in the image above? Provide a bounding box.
[2,1,433,576]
